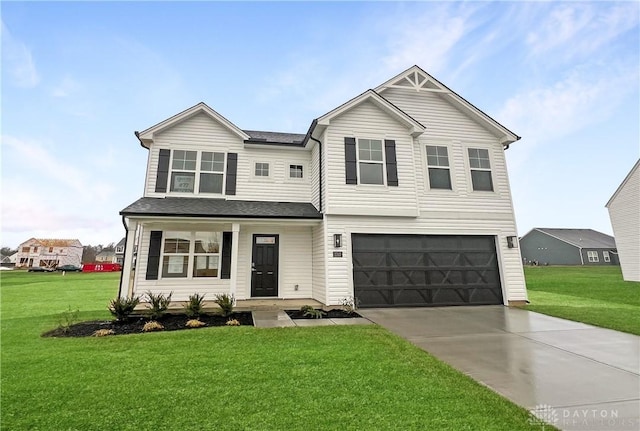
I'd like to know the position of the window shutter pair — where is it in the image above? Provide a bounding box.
[154,150,238,195]
[145,231,233,280]
[344,138,398,186]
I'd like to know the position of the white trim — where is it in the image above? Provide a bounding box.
[463,143,497,194]
[356,137,387,186]
[424,143,454,191]
[606,159,640,208]
[587,250,599,263]
[138,102,249,147]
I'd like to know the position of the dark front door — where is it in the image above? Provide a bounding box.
[352,234,503,308]
[251,234,279,297]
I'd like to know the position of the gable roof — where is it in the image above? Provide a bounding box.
[606,159,639,208]
[116,237,126,248]
[376,65,520,145]
[121,197,322,220]
[136,102,250,148]
[527,228,616,249]
[315,89,426,137]
[19,238,82,248]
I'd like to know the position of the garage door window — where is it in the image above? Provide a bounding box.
[468,148,493,191]
[426,145,452,189]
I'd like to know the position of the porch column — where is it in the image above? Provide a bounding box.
[119,219,138,298]
[229,223,240,301]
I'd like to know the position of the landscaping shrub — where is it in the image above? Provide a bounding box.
[145,291,172,320]
[185,319,205,328]
[226,319,240,326]
[184,293,205,318]
[214,293,234,317]
[108,296,140,321]
[57,306,80,333]
[92,329,115,337]
[142,321,164,332]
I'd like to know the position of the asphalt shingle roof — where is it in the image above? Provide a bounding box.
[120,197,322,219]
[535,228,616,249]
[243,130,306,145]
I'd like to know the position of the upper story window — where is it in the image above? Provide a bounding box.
[603,251,611,262]
[468,148,493,191]
[49,247,54,252]
[115,246,124,253]
[289,164,303,179]
[22,247,29,253]
[33,247,38,253]
[255,162,270,177]
[169,150,225,194]
[587,251,599,262]
[358,139,385,185]
[426,145,451,189]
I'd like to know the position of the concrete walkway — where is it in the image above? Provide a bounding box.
[252,310,372,328]
[358,306,639,431]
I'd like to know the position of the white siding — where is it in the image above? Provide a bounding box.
[235,225,313,300]
[324,100,419,217]
[310,142,321,210]
[323,215,527,306]
[311,223,327,304]
[608,164,640,281]
[133,223,315,301]
[236,148,312,203]
[145,112,313,203]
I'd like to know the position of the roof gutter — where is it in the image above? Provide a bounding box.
[134,131,148,150]
[303,119,323,213]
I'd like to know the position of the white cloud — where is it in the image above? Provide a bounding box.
[1,20,40,88]
[527,3,639,60]
[51,76,81,98]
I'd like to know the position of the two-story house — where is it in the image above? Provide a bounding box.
[119,66,528,308]
[15,238,83,269]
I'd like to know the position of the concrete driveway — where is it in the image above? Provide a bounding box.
[358,306,639,431]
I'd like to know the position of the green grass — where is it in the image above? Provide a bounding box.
[0,271,543,430]
[524,266,640,335]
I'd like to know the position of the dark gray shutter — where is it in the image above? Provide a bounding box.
[221,232,232,279]
[155,149,170,192]
[225,153,238,195]
[146,231,162,280]
[344,137,357,184]
[385,140,398,187]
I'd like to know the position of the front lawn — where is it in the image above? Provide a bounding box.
[0,271,543,430]
[524,266,640,335]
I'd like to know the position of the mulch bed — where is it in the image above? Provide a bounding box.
[285,309,361,319]
[42,312,254,338]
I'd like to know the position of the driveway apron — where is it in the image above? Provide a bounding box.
[358,306,640,431]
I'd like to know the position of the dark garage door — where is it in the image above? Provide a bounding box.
[352,234,503,308]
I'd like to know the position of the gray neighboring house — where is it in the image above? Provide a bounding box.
[520,228,619,266]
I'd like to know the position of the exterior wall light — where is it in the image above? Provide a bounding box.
[507,236,518,249]
[334,234,342,248]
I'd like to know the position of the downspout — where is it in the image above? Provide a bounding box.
[579,247,584,265]
[304,119,323,213]
[117,216,129,298]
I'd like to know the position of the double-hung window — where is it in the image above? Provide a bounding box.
[255,162,270,177]
[358,139,385,185]
[200,152,225,193]
[603,251,611,262]
[426,145,452,189]
[289,164,303,179]
[587,251,599,263]
[161,231,221,279]
[468,148,493,191]
[169,151,225,194]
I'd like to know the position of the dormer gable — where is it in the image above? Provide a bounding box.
[315,89,425,138]
[136,102,250,149]
[376,65,520,146]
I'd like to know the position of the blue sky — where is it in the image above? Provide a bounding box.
[2,1,639,248]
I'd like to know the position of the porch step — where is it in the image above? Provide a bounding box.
[252,310,295,328]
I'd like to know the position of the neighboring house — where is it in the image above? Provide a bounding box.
[115,238,126,265]
[119,65,528,308]
[606,160,640,281]
[520,228,619,266]
[15,239,83,268]
[96,250,117,263]
[1,253,17,268]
